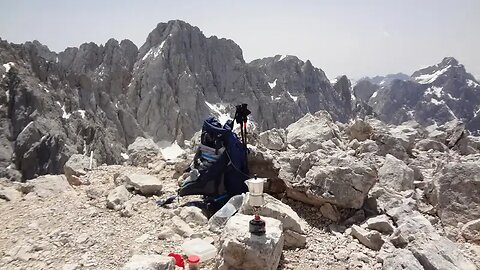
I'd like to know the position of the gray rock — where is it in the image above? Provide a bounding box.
[428,161,480,226]
[64,154,96,186]
[378,154,414,192]
[215,214,284,270]
[350,225,384,251]
[21,175,71,197]
[346,119,373,141]
[372,133,410,161]
[106,185,130,210]
[356,139,379,155]
[179,206,208,226]
[286,111,340,152]
[415,138,448,152]
[392,211,476,270]
[348,138,361,150]
[382,248,423,270]
[122,255,174,270]
[126,173,163,196]
[127,137,163,167]
[286,152,377,209]
[388,122,422,151]
[461,219,480,244]
[0,186,22,202]
[411,236,476,270]
[320,203,341,222]
[239,193,306,248]
[171,215,194,237]
[365,215,394,234]
[259,128,287,151]
[157,227,180,240]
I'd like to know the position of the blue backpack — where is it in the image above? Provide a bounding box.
[178,117,249,201]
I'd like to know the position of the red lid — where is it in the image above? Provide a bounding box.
[168,253,185,268]
[187,255,200,264]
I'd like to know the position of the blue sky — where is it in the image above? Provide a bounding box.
[1,0,479,79]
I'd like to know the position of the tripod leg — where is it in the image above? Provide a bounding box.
[244,122,249,174]
[239,123,244,145]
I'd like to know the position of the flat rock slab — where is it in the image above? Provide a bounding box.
[0,186,22,202]
[126,174,163,196]
[21,175,72,198]
[215,214,284,270]
[350,225,384,251]
[382,248,423,270]
[122,254,174,270]
[239,193,306,248]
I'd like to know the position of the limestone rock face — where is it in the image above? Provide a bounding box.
[461,219,480,244]
[258,128,287,151]
[415,138,448,152]
[378,154,414,192]
[215,214,284,270]
[286,152,377,209]
[428,161,480,226]
[286,111,339,152]
[382,248,423,270]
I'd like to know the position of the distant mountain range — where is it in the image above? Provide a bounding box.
[354,57,480,132]
[1,20,479,180]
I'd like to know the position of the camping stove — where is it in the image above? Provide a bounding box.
[245,178,266,235]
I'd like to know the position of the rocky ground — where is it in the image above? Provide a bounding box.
[1,113,480,270]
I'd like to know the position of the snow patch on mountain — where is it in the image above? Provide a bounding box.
[205,101,230,125]
[430,98,444,105]
[447,93,460,101]
[77,110,86,119]
[287,91,298,101]
[56,102,71,119]
[268,79,277,89]
[425,86,443,98]
[142,34,171,61]
[3,62,14,73]
[474,107,480,118]
[467,79,479,88]
[414,65,450,84]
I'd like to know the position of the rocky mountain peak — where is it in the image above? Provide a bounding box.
[138,20,203,59]
[411,57,471,85]
[440,56,459,67]
[361,73,411,87]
